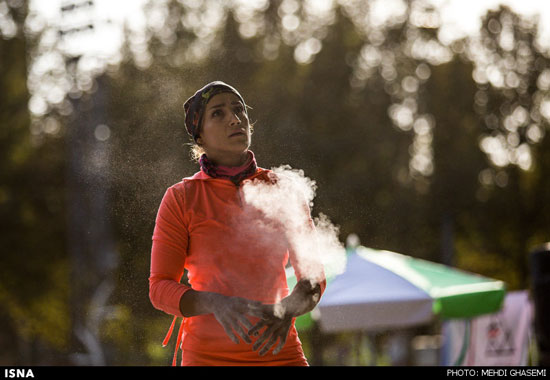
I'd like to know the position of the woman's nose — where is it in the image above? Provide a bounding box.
[230,112,242,125]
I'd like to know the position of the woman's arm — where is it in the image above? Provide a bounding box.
[151,187,266,344]
[149,187,191,317]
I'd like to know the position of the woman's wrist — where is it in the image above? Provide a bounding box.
[282,279,321,318]
[179,289,221,317]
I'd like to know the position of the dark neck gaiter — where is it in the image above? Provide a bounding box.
[199,150,258,186]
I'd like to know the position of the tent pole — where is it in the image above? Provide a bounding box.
[453,319,471,366]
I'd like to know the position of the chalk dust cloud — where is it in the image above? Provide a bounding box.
[241,165,347,289]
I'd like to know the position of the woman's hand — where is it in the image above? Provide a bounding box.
[209,294,266,345]
[179,290,267,345]
[248,279,322,356]
[248,303,293,356]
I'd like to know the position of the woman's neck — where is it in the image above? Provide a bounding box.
[205,151,249,167]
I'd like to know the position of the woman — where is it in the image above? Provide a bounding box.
[149,81,326,366]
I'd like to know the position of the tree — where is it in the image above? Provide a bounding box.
[453,6,550,288]
[0,0,70,364]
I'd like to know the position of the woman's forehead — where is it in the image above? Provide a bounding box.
[206,92,242,109]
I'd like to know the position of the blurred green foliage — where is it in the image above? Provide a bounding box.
[1,0,549,365]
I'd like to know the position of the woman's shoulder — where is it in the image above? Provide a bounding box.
[183,170,208,181]
[161,171,203,197]
[167,170,206,189]
[248,167,278,183]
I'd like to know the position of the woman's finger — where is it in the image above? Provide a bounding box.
[252,323,276,351]
[248,319,267,337]
[258,333,279,356]
[236,313,254,331]
[230,317,252,344]
[272,324,291,355]
[272,340,285,355]
[236,325,253,344]
[219,319,240,344]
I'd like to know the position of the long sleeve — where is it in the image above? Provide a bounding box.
[288,203,327,296]
[149,186,191,317]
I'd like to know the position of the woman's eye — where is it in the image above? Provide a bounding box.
[212,110,223,117]
[234,106,244,114]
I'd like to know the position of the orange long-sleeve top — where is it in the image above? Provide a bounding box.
[149,167,326,366]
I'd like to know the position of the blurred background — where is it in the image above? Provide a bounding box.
[1,0,549,366]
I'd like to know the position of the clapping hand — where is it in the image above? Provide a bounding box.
[248,302,294,356]
[208,294,268,344]
[248,279,322,356]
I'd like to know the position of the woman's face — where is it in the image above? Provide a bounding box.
[197,92,251,162]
